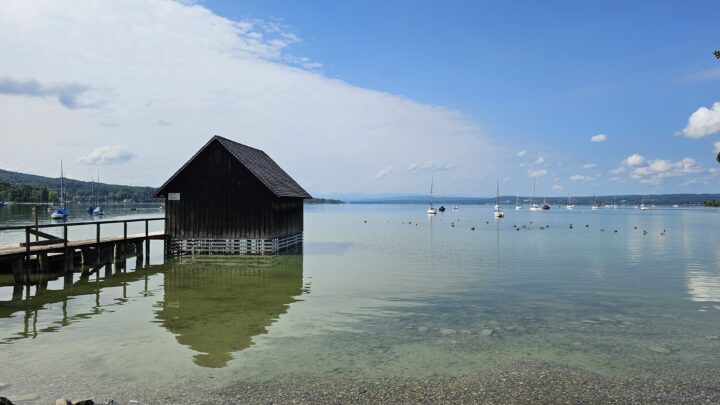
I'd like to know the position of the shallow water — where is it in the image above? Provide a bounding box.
[0,204,719,401]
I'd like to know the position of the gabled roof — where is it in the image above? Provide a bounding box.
[155,136,311,198]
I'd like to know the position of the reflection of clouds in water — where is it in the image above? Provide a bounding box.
[625,231,642,265]
[685,270,720,303]
[586,258,606,281]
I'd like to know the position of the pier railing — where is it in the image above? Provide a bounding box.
[0,217,165,281]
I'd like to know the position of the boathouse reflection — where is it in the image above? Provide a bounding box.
[154,253,305,368]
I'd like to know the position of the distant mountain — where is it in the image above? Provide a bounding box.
[0,168,157,203]
[342,194,720,206]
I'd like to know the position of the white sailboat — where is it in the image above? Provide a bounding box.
[50,161,69,219]
[591,194,600,210]
[427,177,436,215]
[639,196,649,210]
[92,168,104,215]
[493,181,504,218]
[528,178,541,211]
[515,192,522,210]
[565,195,575,210]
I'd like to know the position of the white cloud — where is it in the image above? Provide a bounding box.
[624,154,646,166]
[528,169,547,178]
[516,150,527,157]
[609,176,620,181]
[582,163,597,169]
[630,157,705,185]
[551,183,562,190]
[407,161,455,173]
[534,156,545,164]
[0,1,496,193]
[570,174,595,182]
[373,166,392,178]
[609,166,626,174]
[78,145,136,165]
[590,134,607,142]
[681,102,720,138]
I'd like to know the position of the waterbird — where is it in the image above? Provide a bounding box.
[614,230,618,233]
[600,229,604,232]
[633,226,637,229]
[585,224,589,228]
[643,230,648,235]
[471,227,475,231]
[364,220,367,223]
[569,224,573,229]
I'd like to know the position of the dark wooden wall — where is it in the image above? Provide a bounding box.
[163,142,304,240]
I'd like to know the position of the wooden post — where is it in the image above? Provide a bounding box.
[96,222,101,264]
[144,219,150,262]
[123,221,128,256]
[63,224,69,272]
[34,208,39,242]
[25,226,31,283]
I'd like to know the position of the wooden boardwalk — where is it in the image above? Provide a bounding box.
[0,217,165,282]
[0,231,165,259]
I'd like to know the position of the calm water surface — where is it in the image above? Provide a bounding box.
[1,204,719,400]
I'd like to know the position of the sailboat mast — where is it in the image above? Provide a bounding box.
[429,176,434,207]
[496,181,500,207]
[60,160,65,208]
[531,177,536,205]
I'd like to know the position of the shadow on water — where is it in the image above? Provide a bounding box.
[153,253,305,368]
[0,254,160,344]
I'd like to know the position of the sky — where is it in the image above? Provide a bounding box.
[1,0,719,197]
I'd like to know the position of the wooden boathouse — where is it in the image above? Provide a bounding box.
[155,135,311,255]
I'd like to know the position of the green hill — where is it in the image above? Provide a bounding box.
[0,168,157,203]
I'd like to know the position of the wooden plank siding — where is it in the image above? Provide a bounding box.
[163,142,304,243]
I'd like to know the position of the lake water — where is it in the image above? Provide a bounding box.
[1,204,719,402]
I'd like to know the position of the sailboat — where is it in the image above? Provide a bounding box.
[565,195,575,210]
[528,178,541,211]
[591,194,600,210]
[493,181,505,218]
[87,177,95,214]
[542,196,550,210]
[639,196,649,210]
[515,192,522,210]
[92,169,104,215]
[50,161,69,219]
[427,177,436,215]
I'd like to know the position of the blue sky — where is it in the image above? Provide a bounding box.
[1,1,719,196]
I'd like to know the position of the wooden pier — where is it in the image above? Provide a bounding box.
[0,217,165,283]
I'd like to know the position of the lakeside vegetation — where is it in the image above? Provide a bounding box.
[704,200,720,207]
[0,168,157,203]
